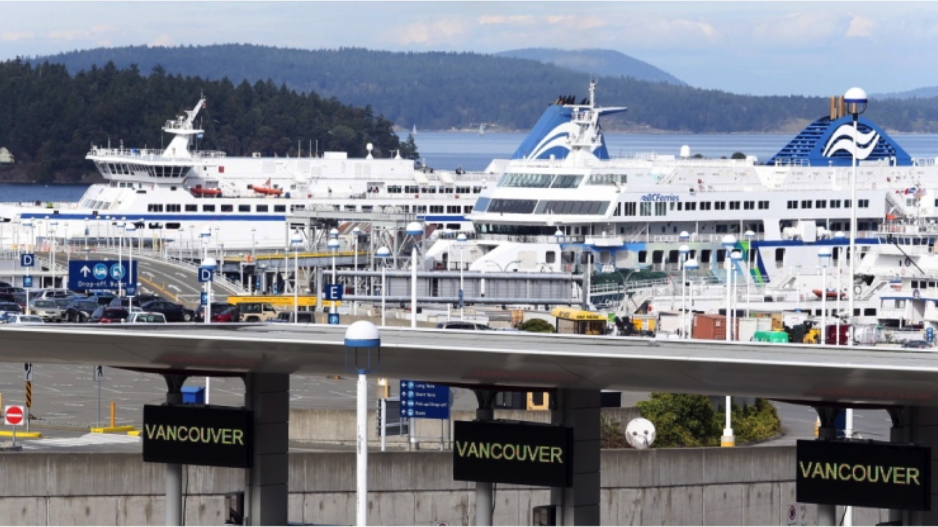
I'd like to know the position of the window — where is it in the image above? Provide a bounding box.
[816,200,827,208]
[787,200,798,209]
[700,202,712,211]
[716,225,728,233]
[430,205,444,213]
[859,199,870,208]
[203,204,216,212]
[499,173,554,188]
[464,206,473,214]
[221,204,233,212]
[487,199,537,214]
[536,201,609,215]
[758,201,769,210]
[831,199,842,208]
[685,202,697,211]
[405,185,419,194]
[623,202,637,216]
[654,202,667,216]
[743,201,754,210]
[640,202,652,216]
[446,205,460,213]
[715,202,726,210]
[239,205,251,212]
[550,175,584,189]
[166,204,181,212]
[256,204,269,213]
[388,185,402,194]
[638,251,647,264]
[185,204,197,212]
[845,199,851,208]
[274,205,286,213]
[801,200,812,209]
[729,201,740,210]
[147,204,164,212]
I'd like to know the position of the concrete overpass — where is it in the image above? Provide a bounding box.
[2,325,938,525]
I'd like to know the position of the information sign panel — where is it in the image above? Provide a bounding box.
[796,439,931,511]
[453,420,573,487]
[399,380,450,419]
[68,260,137,291]
[143,404,253,468]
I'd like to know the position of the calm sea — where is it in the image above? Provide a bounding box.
[6,131,938,202]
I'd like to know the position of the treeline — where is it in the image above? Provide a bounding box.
[28,44,938,133]
[0,59,416,182]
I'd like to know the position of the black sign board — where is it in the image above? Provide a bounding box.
[796,440,931,511]
[453,420,573,487]
[143,405,253,468]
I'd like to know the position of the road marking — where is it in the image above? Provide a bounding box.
[139,276,179,301]
[23,433,140,450]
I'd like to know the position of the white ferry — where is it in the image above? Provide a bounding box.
[0,99,485,250]
[427,82,938,288]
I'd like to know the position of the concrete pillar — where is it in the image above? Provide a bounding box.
[907,406,938,525]
[814,406,838,527]
[163,374,187,527]
[243,373,289,526]
[473,390,495,527]
[551,389,601,526]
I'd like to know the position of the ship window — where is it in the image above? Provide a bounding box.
[256,205,269,213]
[473,197,490,212]
[640,203,652,216]
[239,205,251,212]
[443,187,454,194]
[430,206,444,213]
[427,187,437,194]
[816,200,827,208]
[715,202,726,210]
[185,205,197,212]
[405,185,419,194]
[551,175,583,189]
[446,205,459,213]
[500,173,554,188]
[415,205,427,213]
[859,199,870,208]
[700,202,711,211]
[388,186,402,194]
[655,202,666,216]
[743,201,754,210]
[274,205,286,213]
[775,248,785,264]
[487,199,537,214]
[758,201,769,210]
[472,186,483,193]
[587,174,620,185]
[166,204,181,212]
[831,199,842,208]
[729,201,741,210]
[203,205,216,212]
[787,200,797,209]
[221,204,233,213]
[456,186,470,194]
[638,251,647,264]
[623,202,637,216]
[716,225,728,233]
[845,199,852,208]
[801,200,812,209]
[147,204,164,212]
[685,202,696,211]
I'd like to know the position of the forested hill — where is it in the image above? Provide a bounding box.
[496,48,686,86]
[30,44,938,134]
[0,60,414,182]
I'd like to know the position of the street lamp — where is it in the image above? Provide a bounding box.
[23,219,32,313]
[200,226,211,261]
[48,218,58,290]
[679,244,690,339]
[834,231,846,345]
[721,234,737,342]
[201,257,217,324]
[406,221,424,328]
[457,233,467,320]
[344,321,381,527]
[291,231,303,324]
[116,218,125,296]
[818,247,832,346]
[126,222,137,299]
[684,257,698,339]
[376,246,391,327]
[845,86,867,348]
[352,226,361,315]
[744,230,755,318]
[730,250,742,338]
[328,237,340,317]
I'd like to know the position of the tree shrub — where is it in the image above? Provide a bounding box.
[518,318,555,333]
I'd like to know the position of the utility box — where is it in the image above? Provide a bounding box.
[532,505,558,526]
[181,386,205,404]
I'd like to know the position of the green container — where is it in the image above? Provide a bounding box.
[753,330,788,343]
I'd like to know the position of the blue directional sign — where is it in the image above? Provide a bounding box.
[126,285,137,296]
[399,380,451,420]
[198,267,214,283]
[324,283,344,301]
[928,327,935,344]
[200,292,208,306]
[458,289,464,308]
[328,312,340,325]
[19,253,34,268]
[68,260,137,292]
[22,276,32,288]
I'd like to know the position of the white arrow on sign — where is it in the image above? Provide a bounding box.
[80,265,91,277]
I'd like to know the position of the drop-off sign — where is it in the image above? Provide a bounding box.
[68,260,137,291]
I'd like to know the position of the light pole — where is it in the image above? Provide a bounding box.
[818,247,831,345]
[84,219,89,252]
[555,228,564,272]
[126,222,136,299]
[744,230,755,318]
[721,234,737,341]
[845,86,867,348]
[49,218,58,289]
[23,219,32,314]
[116,218,125,296]
[200,226,211,263]
[352,226,361,315]
[202,257,216,324]
[406,221,424,328]
[328,237,340,316]
[344,321,381,527]
[291,231,303,324]
[730,250,742,337]
[679,244,690,339]
[834,231,846,345]
[376,246,391,327]
[457,233,467,320]
[684,258,698,339]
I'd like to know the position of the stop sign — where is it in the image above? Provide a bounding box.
[5,406,23,426]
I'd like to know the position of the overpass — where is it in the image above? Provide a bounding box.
[2,325,937,525]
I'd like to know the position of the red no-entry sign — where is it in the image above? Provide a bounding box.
[5,405,24,426]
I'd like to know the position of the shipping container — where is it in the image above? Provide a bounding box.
[692,313,727,340]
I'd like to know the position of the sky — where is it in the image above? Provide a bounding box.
[1,1,937,97]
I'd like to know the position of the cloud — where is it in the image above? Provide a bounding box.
[149,34,174,47]
[478,15,536,26]
[383,19,470,46]
[0,31,34,42]
[46,24,112,41]
[545,15,608,32]
[749,11,842,47]
[846,16,874,38]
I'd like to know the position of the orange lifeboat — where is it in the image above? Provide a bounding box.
[812,288,843,299]
[191,185,222,197]
[249,178,283,196]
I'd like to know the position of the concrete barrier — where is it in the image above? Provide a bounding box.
[0,447,891,525]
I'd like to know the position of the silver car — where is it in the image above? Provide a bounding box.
[30,299,63,322]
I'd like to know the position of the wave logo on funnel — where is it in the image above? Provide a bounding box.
[822,124,880,160]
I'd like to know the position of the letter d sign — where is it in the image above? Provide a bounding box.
[20,253,34,268]
[199,268,214,283]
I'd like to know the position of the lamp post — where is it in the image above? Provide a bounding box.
[344,321,381,527]
[406,221,424,328]
[679,244,690,339]
[684,258,698,339]
[126,222,136,299]
[457,233,467,320]
[291,231,303,324]
[721,234,737,341]
[328,238,340,316]
[376,246,391,327]
[115,218,125,296]
[23,219,32,314]
[834,231,846,345]
[730,250,742,337]
[352,226,361,315]
[202,257,216,324]
[744,230,755,318]
[49,218,58,289]
[845,86,867,348]
[818,247,832,345]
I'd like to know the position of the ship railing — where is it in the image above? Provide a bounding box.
[475,233,586,244]
[87,147,165,157]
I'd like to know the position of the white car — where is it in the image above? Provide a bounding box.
[125,312,167,324]
[3,315,44,325]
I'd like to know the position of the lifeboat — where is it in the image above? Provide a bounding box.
[811,288,844,299]
[249,178,283,196]
[191,185,222,197]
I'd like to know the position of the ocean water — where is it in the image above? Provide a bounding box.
[6,131,938,202]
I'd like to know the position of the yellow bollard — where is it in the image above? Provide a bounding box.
[110,401,116,428]
[814,417,820,437]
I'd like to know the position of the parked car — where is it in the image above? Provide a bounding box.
[269,311,316,324]
[238,302,280,322]
[89,307,131,323]
[434,321,493,330]
[902,340,932,349]
[140,300,195,322]
[126,312,168,323]
[195,303,241,323]
[35,289,80,299]
[89,293,118,306]
[0,287,26,294]
[108,296,155,311]
[0,302,23,316]
[3,314,44,325]
[63,299,103,322]
[30,299,63,322]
